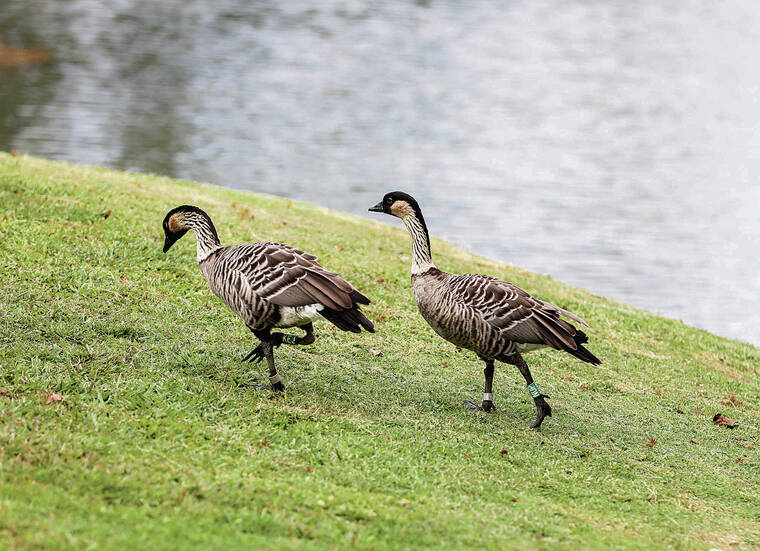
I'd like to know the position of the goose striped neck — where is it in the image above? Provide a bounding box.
[184,212,222,262]
[401,210,436,275]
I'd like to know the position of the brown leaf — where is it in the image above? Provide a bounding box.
[0,389,17,398]
[499,449,508,455]
[102,210,111,219]
[690,439,698,445]
[368,349,383,357]
[45,392,64,404]
[713,413,738,428]
[645,437,657,447]
[734,436,747,441]
[676,409,684,414]
[463,452,474,461]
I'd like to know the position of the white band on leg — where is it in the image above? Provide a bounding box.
[483,392,494,402]
[269,374,282,385]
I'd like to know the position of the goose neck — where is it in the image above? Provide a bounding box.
[401,213,435,275]
[185,213,222,262]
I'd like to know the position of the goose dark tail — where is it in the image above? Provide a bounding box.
[319,306,375,334]
[567,330,601,365]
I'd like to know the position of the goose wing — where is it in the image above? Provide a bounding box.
[220,242,369,310]
[447,273,589,352]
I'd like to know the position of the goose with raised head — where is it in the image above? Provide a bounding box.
[162,205,374,391]
[369,192,600,428]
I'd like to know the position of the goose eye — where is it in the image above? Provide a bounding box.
[385,197,393,205]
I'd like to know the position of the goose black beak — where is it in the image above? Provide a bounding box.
[163,234,177,253]
[368,201,384,213]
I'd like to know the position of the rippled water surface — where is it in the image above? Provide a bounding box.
[2,1,759,344]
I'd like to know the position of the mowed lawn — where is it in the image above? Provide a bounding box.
[0,153,758,550]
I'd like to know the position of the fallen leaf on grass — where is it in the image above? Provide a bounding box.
[712,413,738,428]
[45,392,64,404]
[734,436,747,441]
[690,439,698,445]
[368,349,383,357]
[645,437,657,447]
[1,389,17,398]
[676,409,684,414]
[463,452,474,461]
[499,449,508,455]
[102,210,111,219]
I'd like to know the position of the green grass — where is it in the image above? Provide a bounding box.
[0,153,758,551]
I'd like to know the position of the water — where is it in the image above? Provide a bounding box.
[2,1,759,345]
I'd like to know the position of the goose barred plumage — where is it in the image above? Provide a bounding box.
[369,192,600,428]
[162,205,374,391]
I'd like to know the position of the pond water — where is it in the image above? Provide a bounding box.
[2,1,759,345]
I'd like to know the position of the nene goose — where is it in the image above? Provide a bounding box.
[369,192,600,428]
[162,205,374,391]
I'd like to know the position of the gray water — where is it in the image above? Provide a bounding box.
[2,1,759,345]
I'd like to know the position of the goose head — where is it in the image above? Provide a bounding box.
[162,205,202,252]
[368,191,423,220]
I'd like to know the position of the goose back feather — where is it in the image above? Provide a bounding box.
[200,241,372,332]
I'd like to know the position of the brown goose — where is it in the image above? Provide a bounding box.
[162,205,374,391]
[369,192,600,428]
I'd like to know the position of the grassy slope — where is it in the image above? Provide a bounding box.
[0,153,758,551]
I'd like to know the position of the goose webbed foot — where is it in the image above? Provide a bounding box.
[531,396,552,429]
[463,399,498,412]
[242,344,266,363]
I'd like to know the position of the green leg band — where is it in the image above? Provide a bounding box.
[527,382,542,399]
[281,334,300,345]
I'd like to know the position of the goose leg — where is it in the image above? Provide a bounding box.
[464,360,497,412]
[266,322,316,348]
[482,360,495,412]
[263,341,286,392]
[504,352,551,429]
[243,330,286,391]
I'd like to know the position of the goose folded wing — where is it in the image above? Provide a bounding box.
[230,243,368,310]
[449,274,585,351]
